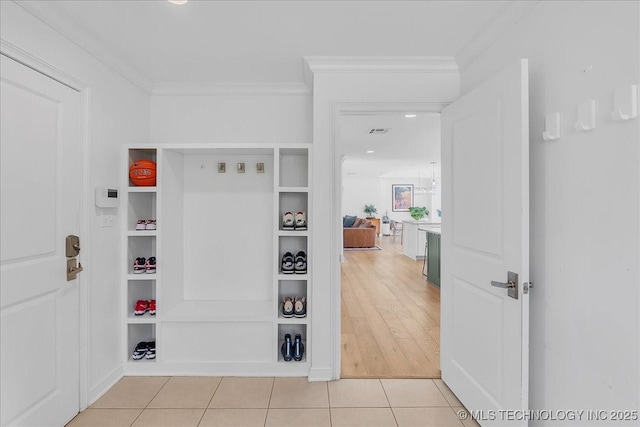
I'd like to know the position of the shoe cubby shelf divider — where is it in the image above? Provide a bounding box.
[123,144,311,376]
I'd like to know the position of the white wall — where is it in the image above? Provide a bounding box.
[342,175,437,222]
[1,1,150,405]
[150,95,311,143]
[461,1,639,420]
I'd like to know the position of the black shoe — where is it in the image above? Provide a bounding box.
[281,252,295,274]
[281,334,293,361]
[145,341,156,359]
[132,341,148,360]
[293,334,305,361]
[133,257,146,274]
[294,251,307,274]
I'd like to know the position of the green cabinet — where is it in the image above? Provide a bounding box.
[426,231,441,287]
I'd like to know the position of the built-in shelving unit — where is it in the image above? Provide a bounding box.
[122,144,311,376]
[123,148,158,367]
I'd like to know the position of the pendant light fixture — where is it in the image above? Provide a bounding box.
[430,162,437,187]
[415,166,428,195]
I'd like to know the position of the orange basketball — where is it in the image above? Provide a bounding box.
[129,159,157,186]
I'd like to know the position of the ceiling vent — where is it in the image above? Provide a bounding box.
[368,128,390,135]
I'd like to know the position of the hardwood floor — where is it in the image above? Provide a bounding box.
[341,236,441,379]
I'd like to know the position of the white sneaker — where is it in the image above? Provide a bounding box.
[282,211,294,230]
[294,211,307,230]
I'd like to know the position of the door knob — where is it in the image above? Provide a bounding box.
[491,271,518,300]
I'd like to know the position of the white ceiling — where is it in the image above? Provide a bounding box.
[340,113,441,178]
[16,0,510,178]
[21,0,507,86]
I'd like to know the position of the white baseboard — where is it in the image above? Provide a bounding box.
[87,366,123,406]
[308,367,335,382]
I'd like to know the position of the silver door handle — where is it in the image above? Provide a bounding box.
[491,280,516,289]
[491,271,519,300]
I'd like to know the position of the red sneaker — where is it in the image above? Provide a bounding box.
[134,299,149,315]
[148,299,156,315]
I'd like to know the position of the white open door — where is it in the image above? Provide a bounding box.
[441,59,529,426]
[1,54,82,426]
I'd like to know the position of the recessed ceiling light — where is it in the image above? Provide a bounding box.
[168,0,188,4]
[405,114,417,118]
[366,150,374,154]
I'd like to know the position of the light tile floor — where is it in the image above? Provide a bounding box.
[67,377,480,427]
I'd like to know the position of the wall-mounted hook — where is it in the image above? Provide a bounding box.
[542,113,561,141]
[575,100,596,131]
[612,85,637,121]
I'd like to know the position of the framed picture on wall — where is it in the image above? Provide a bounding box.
[392,184,413,212]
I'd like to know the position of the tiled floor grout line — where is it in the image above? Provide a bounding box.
[378,379,399,427]
[264,377,276,427]
[195,375,223,427]
[326,381,332,427]
[129,376,171,426]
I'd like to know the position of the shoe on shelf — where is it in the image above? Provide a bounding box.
[145,219,156,230]
[134,299,149,315]
[145,341,156,359]
[133,257,146,274]
[293,334,305,361]
[282,211,295,230]
[294,297,306,318]
[282,297,294,318]
[294,211,307,230]
[294,251,307,274]
[148,299,156,315]
[281,252,295,274]
[281,334,293,362]
[145,257,156,274]
[132,341,148,360]
[135,220,147,231]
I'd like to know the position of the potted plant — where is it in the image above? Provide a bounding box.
[409,206,429,220]
[363,204,377,218]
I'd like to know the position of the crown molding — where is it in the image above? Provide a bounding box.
[1,38,88,91]
[151,82,312,96]
[304,56,459,73]
[16,0,153,93]
[303,56,459,89]
[455,0,540,72]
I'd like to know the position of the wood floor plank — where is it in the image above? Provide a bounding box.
[341,236,441,378]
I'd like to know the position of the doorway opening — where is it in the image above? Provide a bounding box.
[337,111,442,378]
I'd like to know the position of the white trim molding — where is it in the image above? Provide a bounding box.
[455,1,540,71]
[304,56,458,73]
[151,82,312,97]
[1,39,86,91]
[303,56,459,93]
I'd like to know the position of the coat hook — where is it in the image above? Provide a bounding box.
[612,85,637,121]
[542,113,561,141]
[575,100,596,131]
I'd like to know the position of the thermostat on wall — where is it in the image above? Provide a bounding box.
[95,187,119,208]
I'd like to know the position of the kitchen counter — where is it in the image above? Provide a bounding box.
[402,220,441,260]
[418,226,441,235]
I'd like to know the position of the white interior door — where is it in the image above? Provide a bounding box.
[441,59,529,426]
[1,54,82,426]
